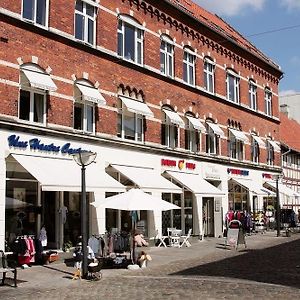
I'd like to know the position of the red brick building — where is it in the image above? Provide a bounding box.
[0,0,283,250]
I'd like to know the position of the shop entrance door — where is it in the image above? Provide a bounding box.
[42,191,58,249]
[203,197,214,237]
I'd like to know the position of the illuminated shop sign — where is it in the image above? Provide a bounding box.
[227,168,249,176]
[262,173,272,179]
[7,134,90,155]
[161,159,196,170]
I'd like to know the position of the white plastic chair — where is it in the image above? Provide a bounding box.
[180,228,192,248]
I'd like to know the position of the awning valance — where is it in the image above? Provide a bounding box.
[119,96,153,117]
[186,116,206,132]
[21,69,57,91]
[268,140,281,152]
[264,181,300,197]
[110,165,182,193]
[231,178,275,196]
[252,135,265,147]
[10,154,125,192]
[165,171,224,196]
[229,128,249,143]
[163,109,185,127]
[207,122,225,138]
[76,83,106,105]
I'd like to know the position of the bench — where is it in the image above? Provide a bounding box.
[0,250,17,287]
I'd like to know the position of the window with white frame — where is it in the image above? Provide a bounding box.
[204,58,215,93]
[117,15,143,65]
[249,80,257,110]
[226,70,240,103]
[74,81,97,133]
[265,89,272,116]
[160,35,174,77]
[117,98,144,141]
[75,0,96,45]
[185,115,200,153]
[206,123,219,155]
[22,0,48,26]
[19,64,56,125]
[183,48,195,86]
[161,108,179,148]
[251,137,260,163]
[19,89,46,124]
[267,140,275,165]
[228,130,244,160]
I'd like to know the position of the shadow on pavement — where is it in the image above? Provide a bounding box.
[172,238,300,289]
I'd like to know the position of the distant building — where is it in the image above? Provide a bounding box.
[280,93,300,124]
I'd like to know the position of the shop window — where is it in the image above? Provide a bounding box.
[183,47,195,86]
[160,35,174,77]
[226,70,240,104]
[203,57,215,93]
[228,132,244,160]
[249,80,257,110]
[22,0,48,27]
[74,0,97,45]
[228,180,249,211]
[205,123,219,155]
[265,89,272,116]
[117,15,143,65]
[117,98,144,142]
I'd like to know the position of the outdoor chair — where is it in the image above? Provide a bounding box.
[180,228,192,248]
[0,250,17,287]
[150,230,168,247]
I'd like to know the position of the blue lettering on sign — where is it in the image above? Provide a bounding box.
[7,135,28,148]
[29,138,60,152]
[7,134,91,155]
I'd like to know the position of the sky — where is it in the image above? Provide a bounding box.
[195,0,300,96]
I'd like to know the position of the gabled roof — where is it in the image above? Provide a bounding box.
[280,112,300,153]
[166,0,281,72]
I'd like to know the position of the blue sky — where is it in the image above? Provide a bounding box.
[195,0,300,95]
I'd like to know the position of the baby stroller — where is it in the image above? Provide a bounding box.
[87,259,103,281]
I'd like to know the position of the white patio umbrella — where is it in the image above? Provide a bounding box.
[91,188,180,211]
[5,197,29,209]
[91,188,180,264]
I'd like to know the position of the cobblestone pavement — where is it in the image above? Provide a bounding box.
[1,232,300,299]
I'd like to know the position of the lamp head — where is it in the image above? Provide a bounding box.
[73,151,97,167]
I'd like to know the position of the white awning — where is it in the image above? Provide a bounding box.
[110,165,182,193]
[264,181,300,197]
[165,171,224,196]
[252,135,265,147]
[22,69,57,91]
[10,154,125,192]
[229,128,249,143]
[186,116,206,132]
[76,83,106,105]
[231,178,275,196]
[119,96,154,117]
[207,122,225,138]
[163,109,185,127]
[268,140,281,152]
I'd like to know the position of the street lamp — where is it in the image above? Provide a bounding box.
[272,173,283,237]
[73,151,97,278]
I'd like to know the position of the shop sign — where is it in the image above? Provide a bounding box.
[161,159,196,170]
[7,134,91,155]
[227,168,249,176]
[262,173,272,179]
[204,165,221,180]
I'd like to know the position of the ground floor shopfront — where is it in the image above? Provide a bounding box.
[0,128,294,251]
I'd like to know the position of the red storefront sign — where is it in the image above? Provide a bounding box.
[161,159,196,170]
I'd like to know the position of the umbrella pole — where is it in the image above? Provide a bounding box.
[132,219,136,264]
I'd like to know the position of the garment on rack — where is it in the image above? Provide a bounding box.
[39,226,47,247]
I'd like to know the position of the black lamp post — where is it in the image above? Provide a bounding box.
[73,151,97,278]
[273,174,282,237]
